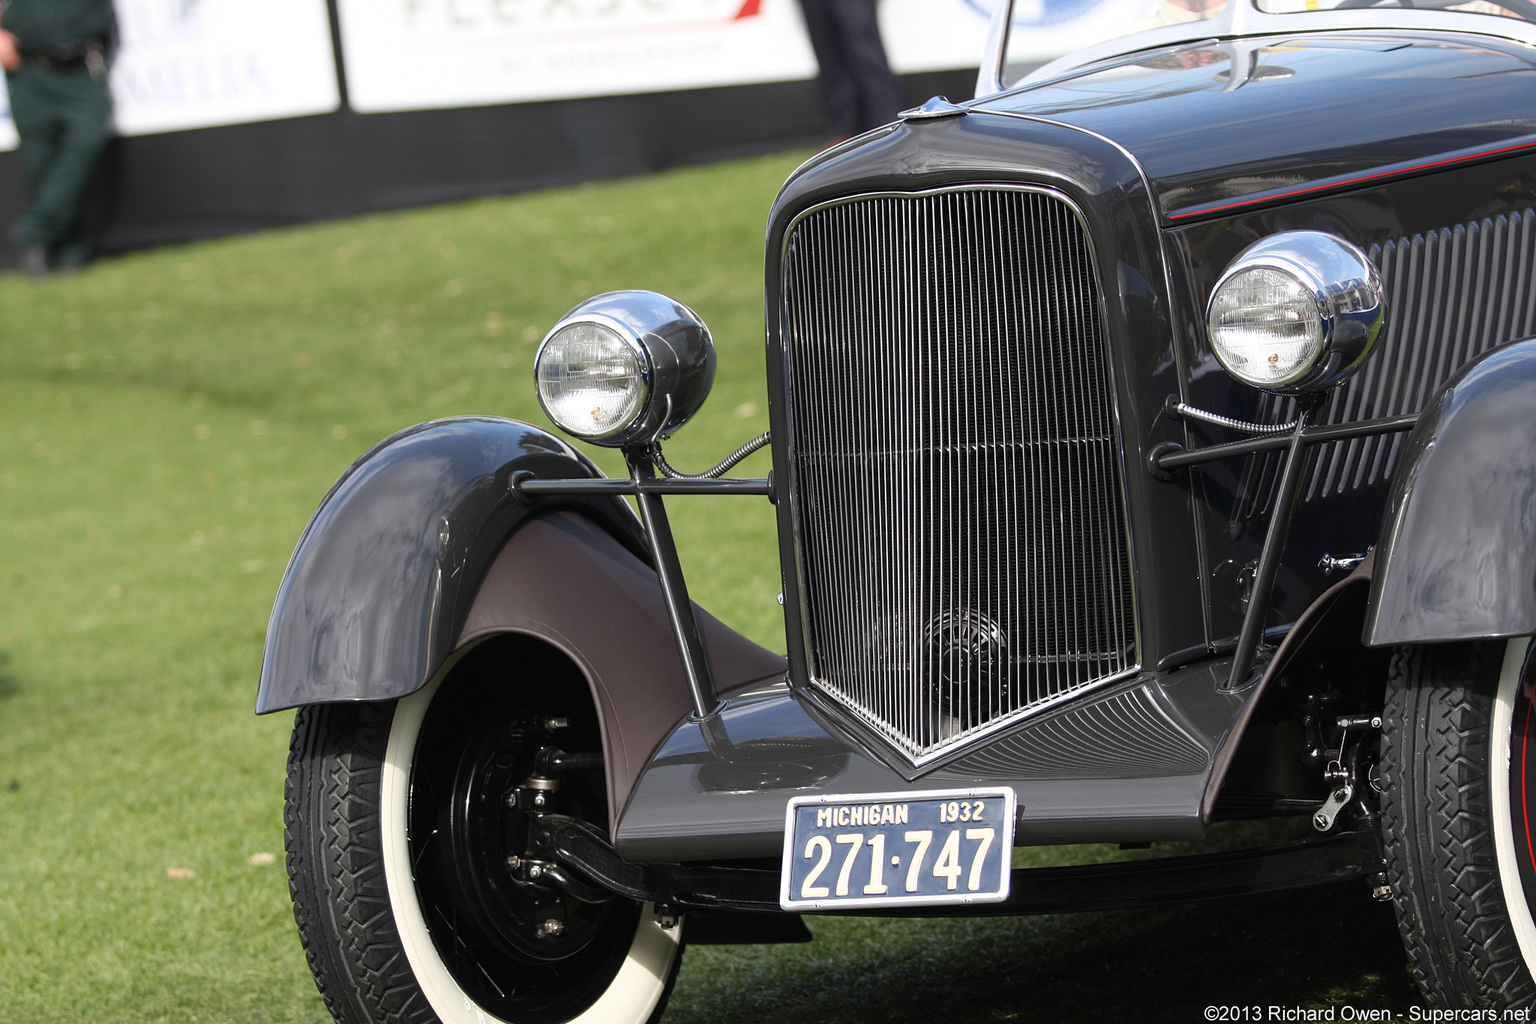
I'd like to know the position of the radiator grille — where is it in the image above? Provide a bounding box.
[1236,209,1536,519]
[780,187,1137,764]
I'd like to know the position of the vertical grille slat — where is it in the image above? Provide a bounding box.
[780,187,1137,764]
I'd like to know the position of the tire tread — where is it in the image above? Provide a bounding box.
[1381,642,1535,1008]
[284,703,438,1024]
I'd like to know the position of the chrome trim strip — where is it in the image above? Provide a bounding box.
[1169,134,1536,224]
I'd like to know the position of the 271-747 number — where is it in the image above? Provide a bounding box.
[798,826,996,898]
[779,788,1015,910]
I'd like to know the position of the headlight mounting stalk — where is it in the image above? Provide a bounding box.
[1153,402,1421,688]
[522,289,773,722]
[514,445,774,721]
[1153,230,1395,688]
[625,447,728,722]
[1220,394,1324,690]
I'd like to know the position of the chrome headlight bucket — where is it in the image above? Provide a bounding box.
[1207,231,1386,392]
[534,290,716,447]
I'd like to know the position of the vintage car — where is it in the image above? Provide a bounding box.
[259,0,1536,1020]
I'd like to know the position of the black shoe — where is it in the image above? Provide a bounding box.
[21,246,48,279]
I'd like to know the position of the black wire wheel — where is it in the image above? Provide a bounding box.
[285,640,684,1024]
[1380,638,1536,1009]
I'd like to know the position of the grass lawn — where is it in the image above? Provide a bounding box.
[0,152,1419,1022]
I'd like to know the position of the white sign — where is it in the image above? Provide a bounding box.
[337,0,1150,115]
[110,0,339,135]
[0,0,338,149]
[886,0,1165,71]
[882,0,993,75]
[337,0,820,113]
[998,0,1163,62]
[0,79,15,152]
[0,0,1152,152]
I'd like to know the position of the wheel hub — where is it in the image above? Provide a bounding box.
[405,676,640,1021]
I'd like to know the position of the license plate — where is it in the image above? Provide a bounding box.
[779,788,1015,910]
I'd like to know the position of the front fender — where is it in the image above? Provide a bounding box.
[458,511,789,834]
[256,417,642,713]
[1365,339,1536,646]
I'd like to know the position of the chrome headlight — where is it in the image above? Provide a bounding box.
[1207,231,1386,392]
[534,290,716,447]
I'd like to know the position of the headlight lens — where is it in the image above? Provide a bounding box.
[1206,231,1386,393]
[535,318,649,441]
[1208,266,1325,387]
[534,290,716,447]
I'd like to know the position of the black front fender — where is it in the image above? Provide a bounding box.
[256,417,643,713]
[1366,338,1536,646]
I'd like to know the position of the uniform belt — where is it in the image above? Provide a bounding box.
[21,38,106,71]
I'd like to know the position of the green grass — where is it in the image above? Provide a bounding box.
[0,153,1419,1022]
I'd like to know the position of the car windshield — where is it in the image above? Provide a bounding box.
[1255,0,1533,14]
[1000,0,1533,88]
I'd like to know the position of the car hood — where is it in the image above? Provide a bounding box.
[972,31,1536,220]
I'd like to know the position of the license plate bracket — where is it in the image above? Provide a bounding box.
[779,788,1015,911]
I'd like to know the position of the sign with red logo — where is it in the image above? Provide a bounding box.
[337,0,821,113]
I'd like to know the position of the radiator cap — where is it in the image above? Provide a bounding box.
[900,96,969,121]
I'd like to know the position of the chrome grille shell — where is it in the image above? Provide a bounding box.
[776,185,1139,767]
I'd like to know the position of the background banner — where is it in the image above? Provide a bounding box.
[882,0,994,74]
[0,0,1160,148]
[335,0,822,114]
[0,0,338,151]
[109,0,340,136]
[0,80,14,152]
[0,0,1163,266]
[336,0,1152,115]
[991,0,1163,61]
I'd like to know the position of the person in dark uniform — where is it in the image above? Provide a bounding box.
[796,0,906,143]
[0,0,114,278]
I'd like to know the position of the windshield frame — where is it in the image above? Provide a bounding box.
[974,0,1536,98]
